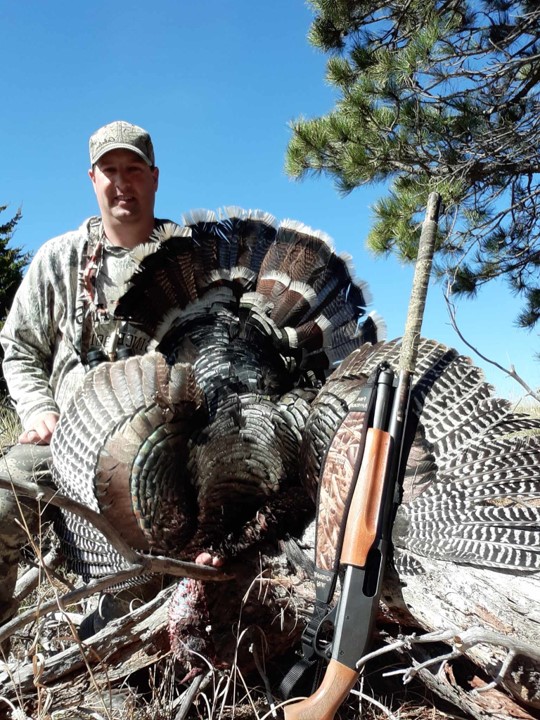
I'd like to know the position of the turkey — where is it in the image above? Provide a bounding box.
[48,207,540,711]
[50,208,383,627]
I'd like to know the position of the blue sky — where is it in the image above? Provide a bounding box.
[1,0,537,401]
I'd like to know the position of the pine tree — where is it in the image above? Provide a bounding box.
[0,206,27,325]
[0,205,28,395]
[286,0,540,327]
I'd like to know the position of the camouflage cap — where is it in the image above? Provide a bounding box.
[89,121,155,167]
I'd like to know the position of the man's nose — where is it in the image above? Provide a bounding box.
[115,170,131,190]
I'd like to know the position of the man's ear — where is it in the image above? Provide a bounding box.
[153,166,159,191]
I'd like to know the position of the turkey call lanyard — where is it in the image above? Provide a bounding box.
[81,222,106,319]
[81,223,129,363]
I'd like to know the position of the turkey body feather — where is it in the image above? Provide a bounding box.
[51,208,383,580]
[52,353,203,578]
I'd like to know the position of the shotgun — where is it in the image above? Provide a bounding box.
[283,192,442,720]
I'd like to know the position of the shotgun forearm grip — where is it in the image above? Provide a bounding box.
[341,428,391,567]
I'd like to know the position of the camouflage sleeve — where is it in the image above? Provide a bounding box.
[0,232,83,430]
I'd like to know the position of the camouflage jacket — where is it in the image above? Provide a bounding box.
[0,216,172,430]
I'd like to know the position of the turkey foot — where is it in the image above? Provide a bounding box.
[195,551,224,568]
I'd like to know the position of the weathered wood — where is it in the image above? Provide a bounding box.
[395,640,539,720]
[0,538,314,716]
[1,517,539,720]
[378,553,540,718]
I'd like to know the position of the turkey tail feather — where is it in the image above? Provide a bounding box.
[115,209,385,377]
[302,338,540,571]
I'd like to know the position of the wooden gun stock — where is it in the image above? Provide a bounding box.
[284,660,358,720]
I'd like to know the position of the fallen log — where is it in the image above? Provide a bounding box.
[379,553,540,719]
[1,511,539,720]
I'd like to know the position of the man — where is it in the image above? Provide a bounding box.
[0,121,173,626]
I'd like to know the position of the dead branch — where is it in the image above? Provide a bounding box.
[359,626,540,671]
[14,546,66,605]
[0,540,314,715]
[444,284,540,403]
[358,625,540,688]
[173,672,211,720]
[0,473,233,585]
[0,584,175,702]
[0,568,145,646]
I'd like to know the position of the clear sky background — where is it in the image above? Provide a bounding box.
[1,0,538,401]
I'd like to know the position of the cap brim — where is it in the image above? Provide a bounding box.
[91,142,153,166]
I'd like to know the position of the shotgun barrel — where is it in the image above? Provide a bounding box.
[284,192,442,720]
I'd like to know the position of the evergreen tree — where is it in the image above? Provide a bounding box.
[0,206,27,326]
[0,205,28,395]
[287,0,540,327]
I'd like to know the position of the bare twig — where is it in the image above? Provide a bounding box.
[14,546,66,605]
[173,671,211,720]
[444,284,540,403]
[0,568,144,646]
[356,625,540,694]
[350,683,400,720]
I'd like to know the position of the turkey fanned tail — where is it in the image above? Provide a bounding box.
[51,208,384,580]
[116,208,384,378]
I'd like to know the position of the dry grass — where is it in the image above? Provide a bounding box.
[521,403,540,419]
[509,393,540,417]
[0,400,20,448]
[0,521,457,719]
[0,550,463,720]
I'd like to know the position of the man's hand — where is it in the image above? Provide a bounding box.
[19,412,59,445]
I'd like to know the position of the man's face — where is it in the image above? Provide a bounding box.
[89,148,159,228]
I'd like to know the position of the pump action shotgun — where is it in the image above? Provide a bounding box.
[283,192,442,720]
